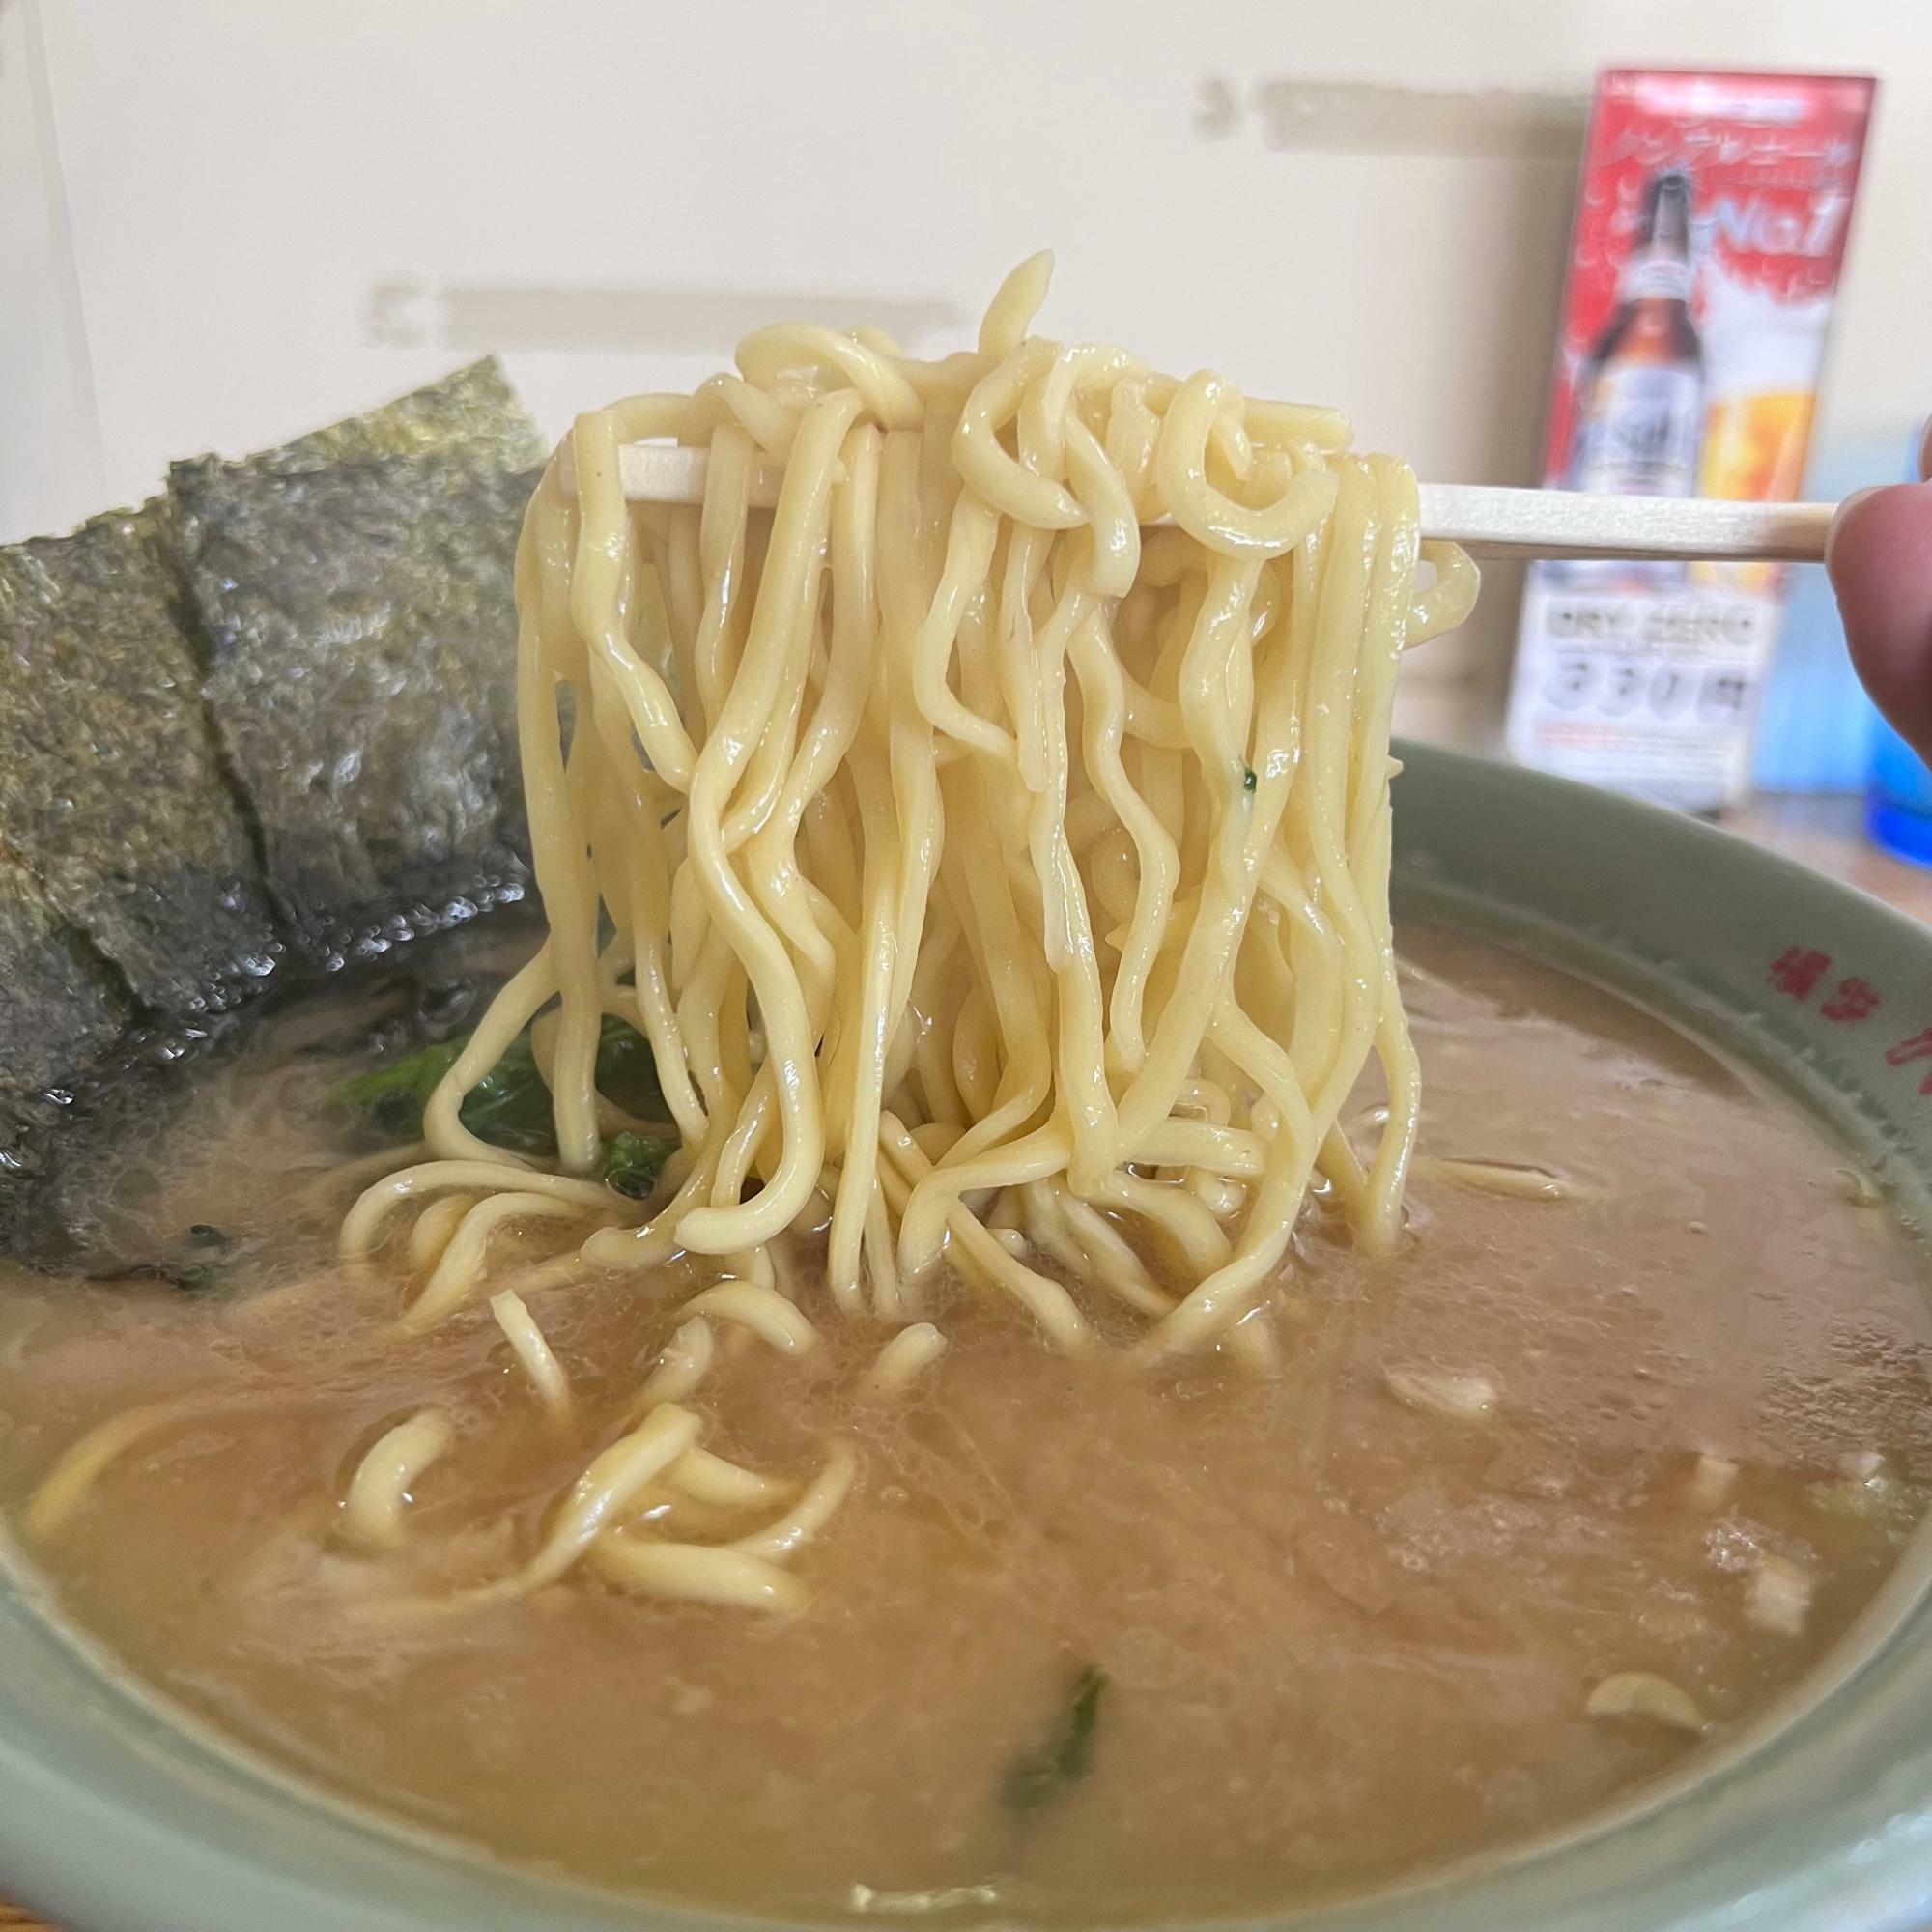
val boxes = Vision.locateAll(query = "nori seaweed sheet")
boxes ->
[0,505,279,1014]
[0,850,130,1177]
[0,356,543,1222]
[171,448,537,962]
[254,358,548,476]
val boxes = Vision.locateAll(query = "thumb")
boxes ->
[1827,422,1932,763]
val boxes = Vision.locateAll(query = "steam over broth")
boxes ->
[1,921,1928,1925]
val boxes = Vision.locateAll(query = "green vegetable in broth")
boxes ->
[589,1014,667,1122]
[338,1037,466,1140]
[340,1013,668,1171]
[425,1027,554,1156]
[1002,1664,1108,1816]
[598,1131,678,1200]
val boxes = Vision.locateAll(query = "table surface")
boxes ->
[1,788,1926,1932]
[1728,789,1932,922]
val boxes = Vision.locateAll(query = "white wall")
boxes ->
[6,0,1930,732]
[0,0,102,540]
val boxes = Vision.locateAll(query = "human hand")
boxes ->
[1827,420,1932,763]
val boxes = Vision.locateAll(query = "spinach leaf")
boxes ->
[1002,1665,1108,1815]
[338,1011,668,1166]
[594,1012,668,1122]
[598,1130,678,1200]
[452,1028,556,1155]
[337,1037,464,1138]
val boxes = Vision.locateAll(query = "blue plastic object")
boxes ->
[1858,420,1932,867]
[1867,714,1932,868]
[1751,428,1913,793]
[1752,559,1879,791]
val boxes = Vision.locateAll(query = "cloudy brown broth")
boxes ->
[0,922,1927,1925]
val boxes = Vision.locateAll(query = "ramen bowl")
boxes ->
[2,740,1930,1932]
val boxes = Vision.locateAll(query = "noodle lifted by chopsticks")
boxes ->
[348,253,1477,1364]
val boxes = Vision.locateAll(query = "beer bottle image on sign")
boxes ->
[1567,170,1704,514]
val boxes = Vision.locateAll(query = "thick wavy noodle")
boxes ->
[330,254,1478,1607]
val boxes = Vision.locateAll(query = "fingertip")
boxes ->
[1824,485,1881,575]
[1828,479,1932,761]
[1828,480,1932,598]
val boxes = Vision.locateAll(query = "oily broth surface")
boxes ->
[0,923,1929,1924]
